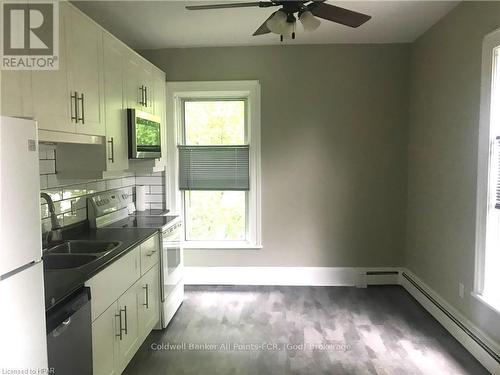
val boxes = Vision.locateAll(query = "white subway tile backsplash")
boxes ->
[106,178,122,190]
[63,208,87,227]
[150,203,164,210]
[38,144,166,230]
[149,185,164,195]
[40,204,49,219]
[122,176,135,187]
[39,159,56,175]
[136,176,162,186]
[145,194,164,203]
[55,199,72,215]
[74,196,87,210]
[63,184,87,199]
[87,181,106,194]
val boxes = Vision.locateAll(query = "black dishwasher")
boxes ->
[46,287,92,375]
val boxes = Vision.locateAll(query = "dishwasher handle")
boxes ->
[51,317,72,338]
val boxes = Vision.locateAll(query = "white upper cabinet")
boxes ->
[31,2,105,136]
[125,53,154,114]
[0,70,33,118]
[103,34,129,171]
[65,5,105,136]
[32,2,74,133]
[1,1,167,173]
[153,70,166,119]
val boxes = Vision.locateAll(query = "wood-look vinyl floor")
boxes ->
[124,285,489,375]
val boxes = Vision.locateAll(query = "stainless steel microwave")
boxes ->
[127,109,162,159]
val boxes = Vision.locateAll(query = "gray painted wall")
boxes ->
[140,44,410,268]
[407,2,500,344]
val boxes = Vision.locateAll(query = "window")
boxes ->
[166,81,261,249]
[475,30,500,312]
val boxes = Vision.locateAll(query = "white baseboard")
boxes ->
[400,269,500,375]
[184,265,500,373]
[184,266,401,287]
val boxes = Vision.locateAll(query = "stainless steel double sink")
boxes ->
[43,241,122,270]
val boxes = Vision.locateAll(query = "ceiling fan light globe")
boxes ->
[281,21,295,37]
[299,10,321,31]
[266,10,288,34]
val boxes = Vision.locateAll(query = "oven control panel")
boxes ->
[87,190,129,228]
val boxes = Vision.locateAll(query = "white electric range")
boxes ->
[87,189,184,329]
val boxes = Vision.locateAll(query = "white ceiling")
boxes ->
[72,1,459,49]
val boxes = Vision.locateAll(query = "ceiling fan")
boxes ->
[185,1,371,41]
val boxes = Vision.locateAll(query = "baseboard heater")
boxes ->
[402,272,500,364]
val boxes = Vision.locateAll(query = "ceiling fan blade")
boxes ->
[307,2,371,28]
[186,2,275,11]
[253,12,277,36]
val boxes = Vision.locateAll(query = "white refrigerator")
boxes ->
[0,117,48,371]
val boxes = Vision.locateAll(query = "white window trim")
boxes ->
[474,28,500,312]
[166,81,262,250]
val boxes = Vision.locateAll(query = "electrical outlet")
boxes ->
[459,282,465,299]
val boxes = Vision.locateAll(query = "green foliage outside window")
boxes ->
[137,120,160,146]
[185,101,245,145]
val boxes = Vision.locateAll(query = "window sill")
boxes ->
[471,292,500,316]
[183,242,263,251]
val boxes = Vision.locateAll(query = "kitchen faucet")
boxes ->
[40,192,63,246]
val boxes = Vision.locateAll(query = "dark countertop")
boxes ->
[43,225,157,312]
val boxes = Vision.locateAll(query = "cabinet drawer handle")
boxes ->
[70,92,78,122]
[143,284,149,309]
[146,250,156,257]
[115,311,123,340]
[108,137,115,162]
[77,93,85,124]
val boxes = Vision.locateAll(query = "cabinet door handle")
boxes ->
[108,137,114,162]
[139,85,145,106]
[144,86,148,107]
[123,305,128,334]
[143,284,149,309]
[70,92,78,122]
[115,311,123,340]
[77,93,85,124]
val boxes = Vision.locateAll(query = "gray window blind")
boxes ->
[178,145,250,191]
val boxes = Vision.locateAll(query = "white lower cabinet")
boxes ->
[92,302,120,375]
[117,285,140,372]
[88,234,160,375]
[138,266,160,342]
